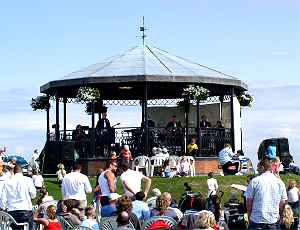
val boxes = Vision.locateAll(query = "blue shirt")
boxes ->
[101,204,117,217]
[132,200,150,221]
[245,171,287,224]
[218,147,235,165]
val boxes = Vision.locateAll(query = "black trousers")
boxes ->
[8,210,33,230]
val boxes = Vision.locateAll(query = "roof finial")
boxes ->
[139,16,147,46]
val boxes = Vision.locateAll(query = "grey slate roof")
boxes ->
[63,45,238,81]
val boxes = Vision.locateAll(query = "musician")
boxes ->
[200,115,211,128]
[166,115,182,130]
[96,112,111,131]
[96,112,113,156]
[166,115,183,150]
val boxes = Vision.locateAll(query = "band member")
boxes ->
[166,115,183,151]
[200,115,211,128]
[96,112,111,132]
[96,111,113,156]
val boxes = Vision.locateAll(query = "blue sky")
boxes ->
[0,1,299,163]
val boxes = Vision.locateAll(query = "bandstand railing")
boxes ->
[49,127,232,159]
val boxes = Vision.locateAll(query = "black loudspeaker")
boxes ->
[61,142,75,160]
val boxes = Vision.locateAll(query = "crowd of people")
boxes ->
[0,146,299,230]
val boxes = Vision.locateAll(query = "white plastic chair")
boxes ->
[186,156,196,176]
[168,155,179,169]
[150,156,165,177]
[133,156,150,176]
[0,211,29,230]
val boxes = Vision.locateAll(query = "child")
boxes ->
[207,172,218,197]
[287,180,300,219]
[56,163,66,185]
[161,159,172,178]
[280,204,294,230]
[32,169,44,191]
[34,205,62,230]
[271,157,283,177]
[187,137,198,156]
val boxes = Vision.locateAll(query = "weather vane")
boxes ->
[139,16,147,45]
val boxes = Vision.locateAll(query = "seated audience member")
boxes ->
[132,192,150,221]
[161,159,173,178]
[151,192,183,221]
[116,211,131,230]
[80,206,99,230]
[111,151,118,160]
[32,169,44,191]
[119,145,133,164]
[200,115,211,128]
[146,188,162,209]
[194,210,216,230]
[58,199,82,226]
[187,137,198,156]
[116,195,141,230]
[101,193,121,217]
[177,156,190,176]
[33,205,62,230]
[218,144,239,175]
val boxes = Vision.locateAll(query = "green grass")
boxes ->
[41,174,300,206]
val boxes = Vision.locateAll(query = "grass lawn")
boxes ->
[42,174,300,206]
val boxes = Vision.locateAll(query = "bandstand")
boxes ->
[39,44,248,175]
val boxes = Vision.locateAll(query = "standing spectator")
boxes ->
[61,164,92,209]
[32,169,44,191]
[271,157,283,177]
[36,188,56,218]
[33,205,62,230]
[119,162,151,198]
[0,159,7,210]
[207,172,218,197]
[98,160,118,200]
[119,145,133,165]
[56,163,66,185]
[132,192,150,221]
[287,179,300,224]
[3,165,36,229]
[245,158,287,229]
[80,206,99,230]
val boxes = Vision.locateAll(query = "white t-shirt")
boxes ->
[120,169,144,197]
[61,171,92,201]
[32,175,44,188]
[288,187,299,203]
[207,178,218,196]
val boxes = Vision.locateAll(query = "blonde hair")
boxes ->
[46,205,57,220]
[288,180,297,190]
[156,193,172,213]
[281,204,294,229]
[195,211,216,228]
